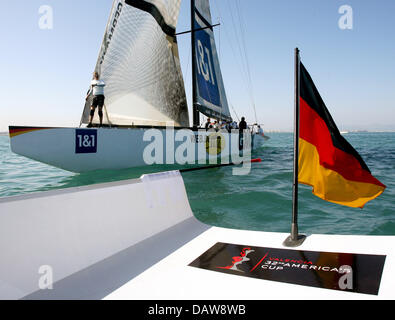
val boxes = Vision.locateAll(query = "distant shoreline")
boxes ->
[0,132,9,136]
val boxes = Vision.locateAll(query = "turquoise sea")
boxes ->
[1,132,394,235]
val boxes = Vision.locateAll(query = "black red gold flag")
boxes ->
[298,63,386,208]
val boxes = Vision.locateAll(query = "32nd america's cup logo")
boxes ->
[216,247,254,273]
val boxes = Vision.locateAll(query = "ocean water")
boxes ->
[0,132,394,235]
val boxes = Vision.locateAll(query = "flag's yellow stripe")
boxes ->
[298,138,385,208]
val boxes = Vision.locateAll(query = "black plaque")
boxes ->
[189,242,386,295]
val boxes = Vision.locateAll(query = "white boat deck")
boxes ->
[0,170,393,300]
[104,225,395,300]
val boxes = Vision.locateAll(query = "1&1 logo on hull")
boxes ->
[75,129,97,154]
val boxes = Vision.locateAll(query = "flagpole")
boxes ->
[283,48,306,247]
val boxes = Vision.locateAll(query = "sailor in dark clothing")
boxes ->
[238,117,248,150]
[239,117,247,131]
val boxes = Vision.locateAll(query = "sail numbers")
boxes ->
[194,23,221,106]
[196,39,215,85]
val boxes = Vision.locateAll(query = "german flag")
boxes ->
[298,62,386,208]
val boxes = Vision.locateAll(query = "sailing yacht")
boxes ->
[9,0,265,173]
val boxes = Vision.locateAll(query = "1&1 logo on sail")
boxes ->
[194,21,220,107]
[75,129,97,154]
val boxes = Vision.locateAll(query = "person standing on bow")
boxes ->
[86,72,106,127]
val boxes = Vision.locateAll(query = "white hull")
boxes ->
[0,170,393,300]
[9,126,265,173]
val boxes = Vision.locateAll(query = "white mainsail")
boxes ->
[81,0,189,127]
[193,0,232,122]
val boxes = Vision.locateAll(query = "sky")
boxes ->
[0,0,394,132]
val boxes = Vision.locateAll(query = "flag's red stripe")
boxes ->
[300,97,385,187]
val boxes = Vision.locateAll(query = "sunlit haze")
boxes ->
[1,0,394,132]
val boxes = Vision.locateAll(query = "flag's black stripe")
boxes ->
[300,62,371,173]
[125,0,176,37]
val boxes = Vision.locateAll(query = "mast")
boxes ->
[191,0,200,128]
[283,48,306,247]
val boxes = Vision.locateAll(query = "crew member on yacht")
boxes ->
[204,118,213,130]
[239,117,247,131]
[238,117,248,150]
[86,72,106,127]
[231,121,238,129]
